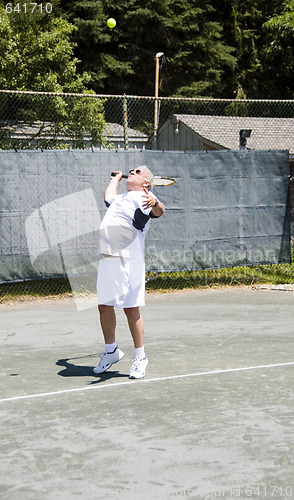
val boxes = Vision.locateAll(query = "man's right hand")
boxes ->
[111,171,123,181]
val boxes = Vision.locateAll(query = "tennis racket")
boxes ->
[111,172,175,186]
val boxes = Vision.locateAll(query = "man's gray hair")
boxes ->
[140,165,154,190]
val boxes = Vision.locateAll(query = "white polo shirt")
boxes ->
[98,190,157,260]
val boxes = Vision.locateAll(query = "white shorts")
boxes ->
[97,256,145,308]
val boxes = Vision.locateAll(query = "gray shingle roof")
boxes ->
[104,123,148,139]
[174,114,294,154]
[0,121,148,142]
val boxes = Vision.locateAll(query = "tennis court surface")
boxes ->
[1,287,294,499]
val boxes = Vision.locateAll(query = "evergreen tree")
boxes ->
[211,0,294,98]
[60,0,237,97]
[211,0,264,97]
[260,0,294,98]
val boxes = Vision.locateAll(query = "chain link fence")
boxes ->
[0,90,293,151]
[0,90,293,301]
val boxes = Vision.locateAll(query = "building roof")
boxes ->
[0,121,148,144]
[173,114,294,154]
[104,123,148,141]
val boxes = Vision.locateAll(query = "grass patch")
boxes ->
[0,263,293,303]
[0,277,73,304]
[145,263,294,291]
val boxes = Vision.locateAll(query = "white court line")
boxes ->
[1,361,294,404]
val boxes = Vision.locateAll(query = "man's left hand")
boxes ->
[142,188,157,209]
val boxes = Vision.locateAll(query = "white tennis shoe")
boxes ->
[93,347,124,374]
[129,357,148,379]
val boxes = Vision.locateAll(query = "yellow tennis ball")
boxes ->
[107,18,116,29]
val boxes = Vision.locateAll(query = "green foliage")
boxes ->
[0,1,108,149]
[211,0,294,98]
[0,92,109,149]
[0,1,88,91]
[61,95,108,148]
[59,0,294,98]
[60,0,237,97]
[0,0,293,100]
[260,0,294,98]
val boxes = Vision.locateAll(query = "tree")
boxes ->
[0,1,108,148]
[60,0,237,97]
[58,0,132,93]
[211,0,264,97]
[211,0,294,98]
[260,0,294,98]
[0,0,89,91]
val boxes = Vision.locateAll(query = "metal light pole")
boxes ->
[154,52,164,138]
[123,94,129,150]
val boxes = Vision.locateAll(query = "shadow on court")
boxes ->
[1,287,294,500]
[56,358,129,383]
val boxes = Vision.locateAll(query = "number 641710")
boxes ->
[5,3,53,14]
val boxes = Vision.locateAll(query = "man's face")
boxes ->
[126,168,150,191]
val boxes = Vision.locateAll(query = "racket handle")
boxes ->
[111,172,128,179]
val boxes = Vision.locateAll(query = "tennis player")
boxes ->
[93,166,165,379]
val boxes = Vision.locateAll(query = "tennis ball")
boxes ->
[107,18,116,29]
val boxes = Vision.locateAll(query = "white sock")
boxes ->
[134,347,145,359]
[105,342,117,353]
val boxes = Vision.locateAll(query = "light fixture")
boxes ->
[239,129,251,149]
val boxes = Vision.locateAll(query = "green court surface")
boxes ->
[1,287,294,499]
